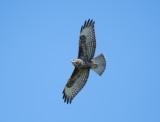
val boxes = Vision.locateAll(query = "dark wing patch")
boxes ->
[78,35,86,58]
[62,68,90,104]
[66,68,79,87]
[78,19,96,60]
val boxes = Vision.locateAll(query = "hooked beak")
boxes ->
[70,60,73,62]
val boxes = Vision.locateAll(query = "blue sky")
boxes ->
[0,0,160,122]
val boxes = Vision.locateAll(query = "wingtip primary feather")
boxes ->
[80,19,95,32]
[84,21,87,27]
[62,89,73,104]
[67,98,69,104]
[64,96,66,102]
[89,19,93,25]
[86,19,90,26]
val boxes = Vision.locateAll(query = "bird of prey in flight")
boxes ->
[62,19,106,104]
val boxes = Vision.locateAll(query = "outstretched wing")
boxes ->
[62,68,90,104]
[78,19,96,60]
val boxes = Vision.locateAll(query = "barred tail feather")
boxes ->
[91,54,106,76]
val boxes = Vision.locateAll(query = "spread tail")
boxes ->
[91,54,106,76]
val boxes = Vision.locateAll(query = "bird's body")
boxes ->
[62,19,106,104]
[71,59,98,69]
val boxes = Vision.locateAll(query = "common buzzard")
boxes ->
[62,19,106,104]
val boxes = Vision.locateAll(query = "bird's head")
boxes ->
[71,59,83,67]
